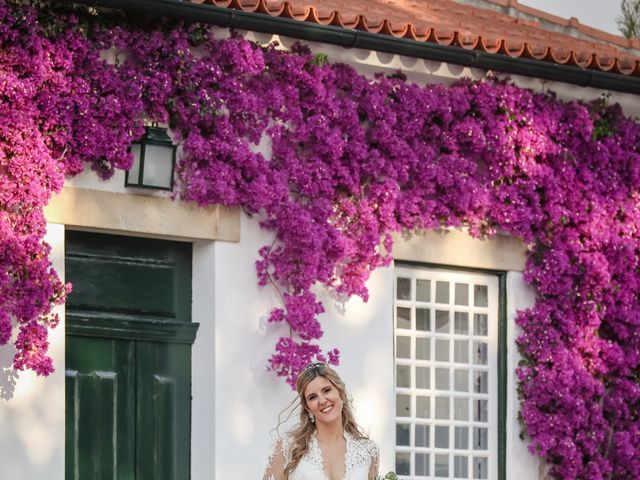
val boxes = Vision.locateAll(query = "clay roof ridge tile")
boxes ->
[233,0,260,11]
[257,0,285,16]
[308,5,336,25]
[381,18,410,38]
[357,13,384,33]
[333,10,360,29]
[522,42,549,61]
[209,0,233,7]
[406,22,432,42]
[479,34,504,54]
[568,49,595,69]
[594,52,617,72]
[283,1,311,21]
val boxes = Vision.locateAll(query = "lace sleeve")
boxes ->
[263,439,288,480]
[368,440,380,480]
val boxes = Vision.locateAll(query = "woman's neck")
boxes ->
[315,420,344,444]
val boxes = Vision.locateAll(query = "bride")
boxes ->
[263,362,379,480]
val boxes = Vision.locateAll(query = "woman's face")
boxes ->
[303,375,344,425]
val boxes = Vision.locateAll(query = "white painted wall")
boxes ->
[212,212,396,477]
[0,223,65,480]
[506,272,542,480]
[210,214,541,478]
[191,241,217,480]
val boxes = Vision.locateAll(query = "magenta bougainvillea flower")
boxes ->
[1,1,640,477]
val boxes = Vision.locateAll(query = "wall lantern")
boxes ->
[125,125,176,191]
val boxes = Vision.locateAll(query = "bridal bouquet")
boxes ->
[377,473,398,480]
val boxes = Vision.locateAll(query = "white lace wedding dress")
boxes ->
[263,431,379,480]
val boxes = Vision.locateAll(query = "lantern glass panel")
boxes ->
[128,143,142,185]
[141,143,174,189]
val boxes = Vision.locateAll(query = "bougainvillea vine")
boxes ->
[1,1,640,477]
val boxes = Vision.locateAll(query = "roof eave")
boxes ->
[72,0,640,95]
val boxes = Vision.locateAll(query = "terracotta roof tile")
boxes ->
[193,0,640,78]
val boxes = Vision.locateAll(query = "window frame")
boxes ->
[393,261,507,480]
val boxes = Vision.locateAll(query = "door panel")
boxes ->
[65,231,192,321]
[136,342,191,480]
[65,336,135,480]
[66,256,178,317]
[65,231,195,480]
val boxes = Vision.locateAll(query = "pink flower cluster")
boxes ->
[2,2,640,475]
[0,1,144,374]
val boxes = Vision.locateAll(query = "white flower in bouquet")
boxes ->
[377,472,398,480]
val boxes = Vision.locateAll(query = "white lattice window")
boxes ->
[394,266,499,479]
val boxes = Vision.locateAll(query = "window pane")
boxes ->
[435,368,449,390]
[436,310,450,333]
[473,428,488,450]
[396,336,410,359]
[416,279,431,302]
[454,312,469,334]
[474,313,488,336]
[397,307,411,329]
[394,269,496,480]
[455,283,469,305]
[454,456,469,478]
[416,396,430,418]
[455,427,469,449]
[474,285,488,307]
[396,423,410,446]
[435,454,449,477]
[416,338,430,360]
[473,342,488,365]
[454,340,469,363]
[474,371,488,394]
[473,457,488,479]
[397,277,411,300]
[416,308,430,331]
[396,365,410,388]
[454,369,469,392]
[397,394,411,417]
[416,366,430,389]
[435,426,449,448]
[435,397,449,419]
[474,399,488,423]
[435,281,449,304]
[454,397,469,421]
[416,453,430,476]
[435,339,449,362]
[415,424,429,447]
[396,452,410,475]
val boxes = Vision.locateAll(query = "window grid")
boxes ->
[394,267,498,480]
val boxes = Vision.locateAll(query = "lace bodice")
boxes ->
[263,431,379,480]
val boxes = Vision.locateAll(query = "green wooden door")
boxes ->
[65,231,197,480]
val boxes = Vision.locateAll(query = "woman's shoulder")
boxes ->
[269,432,295,454]
[277,432,296,451]
[349,434,379,457]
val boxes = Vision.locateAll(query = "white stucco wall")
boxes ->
[210,213,541,479]
[212,212,396,477]
[506,272,541,480]
[0,223,65,480]
[191,240,217,480]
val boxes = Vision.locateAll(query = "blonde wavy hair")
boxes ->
[280,363,368,476]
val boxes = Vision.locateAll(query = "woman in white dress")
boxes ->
[263,362,379,480]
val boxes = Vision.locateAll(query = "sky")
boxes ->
[519,0,622,36]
